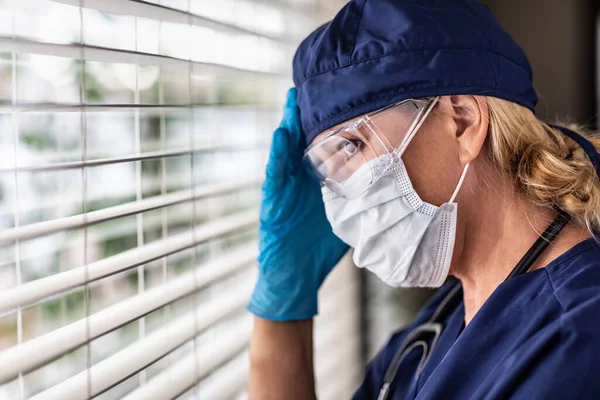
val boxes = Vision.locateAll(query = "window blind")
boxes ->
[0,0,362,399]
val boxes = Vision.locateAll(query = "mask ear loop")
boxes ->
[449,163,470,203]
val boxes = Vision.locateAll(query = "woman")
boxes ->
[247,0,600,398]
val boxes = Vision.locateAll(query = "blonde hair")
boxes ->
[482,96,600,235]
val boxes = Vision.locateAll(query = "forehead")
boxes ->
[309,102,411,146]
[309,113,367,145]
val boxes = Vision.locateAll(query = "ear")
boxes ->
[450,95,489,166]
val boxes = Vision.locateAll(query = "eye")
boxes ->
[339,139,361,158]
[343,141,358,155]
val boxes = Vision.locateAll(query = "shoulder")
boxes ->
[506,241,600,398]
[539,239,600,371]
[544,239,600,330]
[474,241,600,399]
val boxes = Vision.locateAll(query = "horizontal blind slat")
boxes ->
[315,332,361,381]
[0,36,284,76]
[0,210,258,313]
[0,179,260,243]
[318,281,359,317]
[315,308,360,353]
[121,320,251,400]
[28,279,255,400]
[195,352,249,399]
[0,190,251,270]
[251,0,318,15]
[0,144,265,173]
[317,347,363,400]
[0,103,278,113]
[49,0,296,43]
[0,244,257,383]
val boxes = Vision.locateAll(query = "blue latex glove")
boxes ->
[247,88,349,321]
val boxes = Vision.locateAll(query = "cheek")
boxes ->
[401,124,463,206]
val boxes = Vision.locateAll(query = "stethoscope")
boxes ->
[377,212,571,400]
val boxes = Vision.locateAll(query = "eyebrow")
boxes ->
[313,116,364,144]
[312,125,341,145]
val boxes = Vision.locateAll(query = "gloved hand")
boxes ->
[247,88,349,321]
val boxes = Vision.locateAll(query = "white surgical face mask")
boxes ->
[322,158,469,287]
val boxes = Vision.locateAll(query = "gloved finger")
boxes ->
[286,113,305,155]
[281,88,297,128]
[287,122,306,174]
[285,87,297,108]
[264,127,291,191]
[282,88,298,120]
[282,89,305,155]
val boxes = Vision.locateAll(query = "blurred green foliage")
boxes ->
[21,131,56,150]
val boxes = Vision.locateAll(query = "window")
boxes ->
[0,0,362,399]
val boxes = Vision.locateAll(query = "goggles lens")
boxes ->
[303,98,438,198]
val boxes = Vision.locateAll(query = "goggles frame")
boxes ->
[303,97,439,198]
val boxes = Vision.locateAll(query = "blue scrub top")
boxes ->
[353,238,600,399]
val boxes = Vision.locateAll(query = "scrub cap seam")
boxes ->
[303,85,530,139]
[463,0,500,88]
[297,46,530,86]
[349,0,368,62]
[484,51,499,89]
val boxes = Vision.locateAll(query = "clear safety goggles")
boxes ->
[303,97,439,199]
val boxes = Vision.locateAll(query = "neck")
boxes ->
[450,170,591,325]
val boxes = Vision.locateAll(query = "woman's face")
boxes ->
[311,96,477,206]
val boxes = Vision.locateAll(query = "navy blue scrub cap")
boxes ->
[293,0,538,144]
